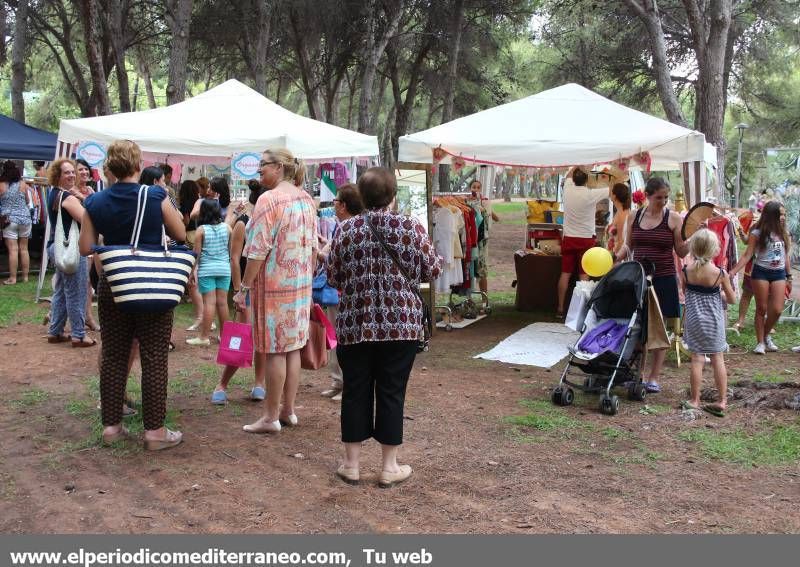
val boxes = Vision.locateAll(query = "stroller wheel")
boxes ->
[600,394,620,416]
[551,387,564,406]
[562,387,575,406]
[628,383,647,402]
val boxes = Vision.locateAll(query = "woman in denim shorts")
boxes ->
[730,201,792,354]
[0,161,33,285]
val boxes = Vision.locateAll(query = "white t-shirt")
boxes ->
[563,179,608,238]
[750,228,786,271]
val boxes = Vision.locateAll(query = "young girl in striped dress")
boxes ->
[681,229,736,416]
[187,199,232,346]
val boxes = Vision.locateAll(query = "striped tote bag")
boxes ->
[95,185,196,313]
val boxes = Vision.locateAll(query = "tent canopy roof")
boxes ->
[398,83,707,170]
[0,114,58,161]
[58,80,379,160]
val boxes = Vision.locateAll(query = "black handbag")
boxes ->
[366,215,432,352]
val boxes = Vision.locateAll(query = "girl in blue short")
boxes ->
[730,201,792,355]
[187,199,232,346]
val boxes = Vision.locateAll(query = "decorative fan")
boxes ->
[681,201,716,240]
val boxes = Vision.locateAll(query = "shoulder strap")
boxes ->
[365,214,422,301]
[712,267,724,287]
[130,185,148,248]
[633,206,644,227]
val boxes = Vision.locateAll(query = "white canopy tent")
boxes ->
[399,83,708,172]
[57,79,379,160]
[39,80,379,301]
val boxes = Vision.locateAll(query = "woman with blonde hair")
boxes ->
[234,148,317,434]
[79,140,187,450]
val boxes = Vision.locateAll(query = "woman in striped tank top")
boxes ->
[618,177,689,392]
[186,199,232,346]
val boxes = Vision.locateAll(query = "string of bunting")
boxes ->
[430,146,652,178]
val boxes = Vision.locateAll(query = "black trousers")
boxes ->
[338,340,417,446]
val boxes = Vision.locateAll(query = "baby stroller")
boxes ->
[551,261,648,415]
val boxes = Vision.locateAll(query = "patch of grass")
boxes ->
[493,201,528,226]
[487,291,517,306]
[638,404,670,415]
[680,423,800,467]
[61,376,182,454]
[11,388,50,408]
[0,279,51,327]
[505,399,587,437]
[0,473,16,500]
[601,426,632,440]
[751,372,791,384]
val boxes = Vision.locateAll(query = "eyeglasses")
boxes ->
[259,160,278,168]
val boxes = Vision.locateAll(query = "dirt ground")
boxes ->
[1,201,799,534]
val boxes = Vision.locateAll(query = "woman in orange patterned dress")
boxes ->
[234,148,318,434]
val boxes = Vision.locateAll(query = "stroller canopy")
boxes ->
[588,261,647,319]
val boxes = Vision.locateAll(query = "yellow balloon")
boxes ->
[581,246,614,278]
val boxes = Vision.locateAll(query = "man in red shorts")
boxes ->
[557,167,611,318]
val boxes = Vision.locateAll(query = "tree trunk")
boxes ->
[288,7,322,119]
[238,0,271,94]
[79,0,111,115]
[166,0,192,105]
[623,0,688,127]
[11,0,29,123]
[103,0,131,112]
[389,29,434,162]
[137,48,157,109]
[357,0,403,133]
[0,3,6,66]
[438,0,466,192]
[687,0,732,198]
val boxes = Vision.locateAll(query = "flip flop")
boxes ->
[71,337,97,348]
[3,280,16,285]
[681,400,700,411]
[702,404,726,418]
[250,386,266,401]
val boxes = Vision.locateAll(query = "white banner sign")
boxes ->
[230,152,261,181]
[75,141,107,167]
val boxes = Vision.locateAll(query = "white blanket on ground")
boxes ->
[474,322,579,368]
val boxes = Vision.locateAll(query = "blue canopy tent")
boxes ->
[0,114,57,160]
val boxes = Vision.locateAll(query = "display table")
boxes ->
[514,251,577,312]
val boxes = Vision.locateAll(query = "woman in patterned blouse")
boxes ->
[327,167,441,488]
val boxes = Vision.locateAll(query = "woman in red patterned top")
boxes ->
[617,177,689,392]
[327,167,441,488]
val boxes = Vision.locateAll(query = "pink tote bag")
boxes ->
[216,321,254,368]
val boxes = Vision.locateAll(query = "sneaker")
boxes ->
[185,337,210,346]
[792,345,800,354]
[186,320,201,331]
[765,336,779,352]
[331,393,342,401]
[753,343,766,355]
[644,381,661,393]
